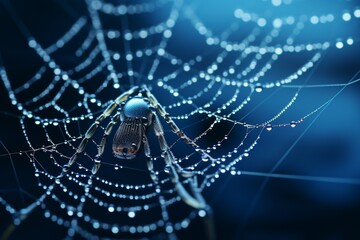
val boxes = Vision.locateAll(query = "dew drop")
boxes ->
[266,124,272,131]
[198,209,207,217]
[128,211,136,218]
[93,221,100,229]
[201,153,209,162]
[111,226,119,234]
[290,121,297,128]
[165,224,173,233]
[108,206,115,212]
[255,85,263,93]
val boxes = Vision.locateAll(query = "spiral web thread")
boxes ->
[0,0,359,239]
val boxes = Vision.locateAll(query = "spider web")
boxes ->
[1,0,360,239]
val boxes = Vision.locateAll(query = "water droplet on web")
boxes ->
[128,211,136,218]
[77,211,83,218]
[201,153,209,162]
[13,218,21,226]
[255,85,263,92]
[198,209,207,217]
[266,124,273,131]
[111,226,119,234]
[62,165,70,172]
[92,221,100,229]
[290,121,297,127]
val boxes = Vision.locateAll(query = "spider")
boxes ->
[64,85,213,211]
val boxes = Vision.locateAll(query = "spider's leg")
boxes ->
[152,113,194,178]
[152,114,216,240]
[143,134,157,184]
[92,112,121,174]
[143,134,177,239]
[144,86,214,162]
[152,113,206,210]
[190,177,216,240]
[64,86,139,173]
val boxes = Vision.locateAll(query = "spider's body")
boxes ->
[112,97,152,159]
[66,85,214,216]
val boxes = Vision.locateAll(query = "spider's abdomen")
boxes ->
[112,118,143,159]
[123,97,151,119]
